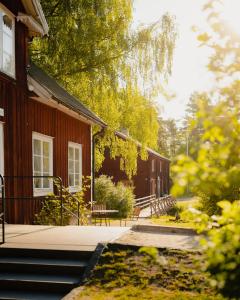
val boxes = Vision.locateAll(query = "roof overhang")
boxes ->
[20,0,48,36]
[27,75,107,127]
[116,131,171,162]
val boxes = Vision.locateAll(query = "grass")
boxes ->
[151,197,200,229]
[74,245,223,300]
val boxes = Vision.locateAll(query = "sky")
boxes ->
[133,0,239,122]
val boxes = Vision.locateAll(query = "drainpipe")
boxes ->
[92,128,105,206]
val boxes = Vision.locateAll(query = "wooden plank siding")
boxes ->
[0,1,92,224]
[97,148,170,199]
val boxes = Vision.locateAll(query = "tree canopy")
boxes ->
[31,0,177,178]
[172,0,240,214]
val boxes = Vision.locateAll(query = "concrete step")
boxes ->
[0,289,65,300]
[0,247,95,298]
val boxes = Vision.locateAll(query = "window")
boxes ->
[68,142,82,192]
[32,132,53,196]
[159,161,162,172]
[0,123,4,176]
[0,5,15,77]
[151,159,155,172]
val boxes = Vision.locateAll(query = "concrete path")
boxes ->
[115,228,199,250]
[1,224,130,251]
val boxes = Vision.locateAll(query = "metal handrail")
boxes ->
[0,174,5,244]
[134,194,156,208]
[3,175,64,226]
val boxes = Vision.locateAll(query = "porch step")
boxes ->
[0,247,94,300]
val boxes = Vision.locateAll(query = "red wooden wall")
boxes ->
[97,149,170,199]
[0,1,92,224]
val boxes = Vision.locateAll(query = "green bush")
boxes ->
[35,178,90,225]
[167,203,183,216]
[95,175,134,218]
[200,201,240,299]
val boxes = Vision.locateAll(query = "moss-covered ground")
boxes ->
[74,245,223,300]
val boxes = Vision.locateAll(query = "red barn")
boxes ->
[0,0,105,224]
[97,131,170,199]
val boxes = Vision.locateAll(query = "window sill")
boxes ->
[33,188,53,197]
[69,186,82,193]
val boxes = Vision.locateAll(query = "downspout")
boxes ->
[92,128,105,206]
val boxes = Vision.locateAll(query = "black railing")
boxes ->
[3,175,65,225]
[0,174,5,244]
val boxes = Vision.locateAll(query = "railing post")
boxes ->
[0,175,5,244]
[58,177,63,226]
[77,201,80,226]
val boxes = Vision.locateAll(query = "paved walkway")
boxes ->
[1,224,130,251]
[115,227,199,250]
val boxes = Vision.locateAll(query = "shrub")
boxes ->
[35,178,90,225]
[95,175,134,218]
[167,203,183,217]
[199,200,240,298]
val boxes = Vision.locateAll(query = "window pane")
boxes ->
[3,14,13,35]
[33,139,41,155]
[75,148,79,160]
[43,142,49,157]
[34,156,41,172]
[43,157,49,172]
[68,147,74,160]
[75,160,79,173]
[34,177,41,189]
[75,174,80,186]
[43,177,50,188]
[69,160,74,173]
[69,174,74,187]
[3,33,13,54]
[3,53,12,74]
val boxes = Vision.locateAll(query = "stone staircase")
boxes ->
[0,247,96,300]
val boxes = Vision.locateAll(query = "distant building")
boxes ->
[97,131,170,199]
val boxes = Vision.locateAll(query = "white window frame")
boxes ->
[0,122,4,177]
[68,142,82,193]
[0,4,15,78]
[32,132,53,197]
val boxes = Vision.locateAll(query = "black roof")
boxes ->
[28,63,107,127]
[116,131,170,162]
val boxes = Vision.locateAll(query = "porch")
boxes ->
[0,224,130,251]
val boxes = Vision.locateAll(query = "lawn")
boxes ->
[74,245,223,300]
[150,197,200,229]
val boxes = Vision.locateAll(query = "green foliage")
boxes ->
[30,0,177,178]
[35,179,90,225]
[172,96,240,215]
[199,201,240,299]
[138,246,159,263]
[95,175,134,217]
[158,118,184,159]
[167,203,184,217]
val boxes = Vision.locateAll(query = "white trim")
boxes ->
[28,75,95,126]
[90,126,93,206]
[0,122,4,177]
[68,141,82,193]
[17,13,44,36]
[0,4,16,78]
[32,132,53,196]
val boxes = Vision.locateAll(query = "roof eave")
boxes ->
[21,0,49,36]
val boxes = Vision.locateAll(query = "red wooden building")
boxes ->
[0,0,105,224]
[97,131,170,199]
